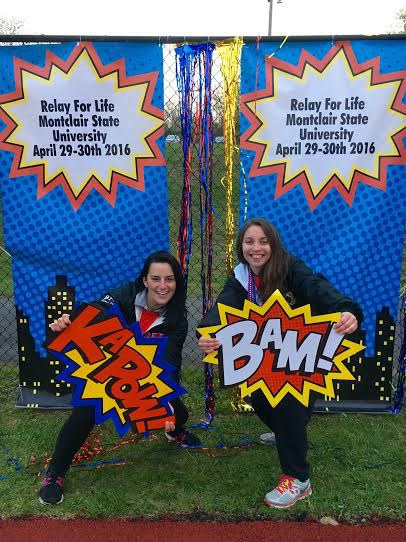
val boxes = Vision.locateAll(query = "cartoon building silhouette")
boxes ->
[44,275,76,397]
[322,307,394,406]
[16,275,75,405]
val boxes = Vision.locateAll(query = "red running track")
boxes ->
[0,518,404,542]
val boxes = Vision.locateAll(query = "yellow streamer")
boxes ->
[217,38,253,412]
[216,37,243,275]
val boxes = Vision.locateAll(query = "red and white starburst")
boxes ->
[241,41,405,210]
[0,42,165,210]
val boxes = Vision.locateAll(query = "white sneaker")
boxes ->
[259,432,276,445]
[264,475,312,508]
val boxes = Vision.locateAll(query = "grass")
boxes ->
[0,377,405,521]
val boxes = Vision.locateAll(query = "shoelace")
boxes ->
[175,430,188,443]
[276,476,295,495]
[42,474,64,488]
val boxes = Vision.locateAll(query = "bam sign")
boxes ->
[198,291,365,407]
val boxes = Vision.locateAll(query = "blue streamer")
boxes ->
[175,42,217,422]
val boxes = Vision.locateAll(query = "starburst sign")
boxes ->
[0,42,164,210]
[197,291,364,407]
[45,304,185,436]
[241,41,405,210]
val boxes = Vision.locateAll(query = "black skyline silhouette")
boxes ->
[16,276,395,405]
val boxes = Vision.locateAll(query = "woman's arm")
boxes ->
[197,275,247,353]
[49,282,136,332]
[288,256,363,329]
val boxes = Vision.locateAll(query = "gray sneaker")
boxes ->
[259,432,276,445]
[264,475,312,508]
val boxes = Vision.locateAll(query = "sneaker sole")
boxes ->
[164,432,201,449]
[263,487,312,509]
[259,438,275,445]
[38,494,64,506]
[164,432,186,446]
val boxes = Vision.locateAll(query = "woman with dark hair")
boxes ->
[39,251,200,506]
[198,219,362,509]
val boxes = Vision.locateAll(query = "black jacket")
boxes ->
[199,256,363,329]
[93,281,188,383]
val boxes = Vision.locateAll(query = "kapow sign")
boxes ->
[45,304,185,436]
[198,291,365,407]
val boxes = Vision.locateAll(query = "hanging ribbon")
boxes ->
[216,38,250,413]
[216,37,243,275]
[175,42,216,421]
[175,44,196,289]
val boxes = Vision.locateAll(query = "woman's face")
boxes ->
[242,225,271,274]
[143,262,177,310]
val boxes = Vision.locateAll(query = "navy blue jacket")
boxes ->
[199,256,363,329]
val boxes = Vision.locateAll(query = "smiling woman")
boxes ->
[241,224,272,275]
[198,217,363,509]
[143,262,177,310]
[38,250,201,506]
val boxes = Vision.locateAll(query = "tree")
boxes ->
[0,15,24,41]
[397,9,406,33]
[390,8,406,33]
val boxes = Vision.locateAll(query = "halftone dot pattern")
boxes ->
[0,42,168,355]
[241,40,406,356]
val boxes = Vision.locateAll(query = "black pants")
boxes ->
[250,390,314,481]
[50,398,188,476]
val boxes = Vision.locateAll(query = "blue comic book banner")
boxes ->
[0,42,168,406]
[240,39,406,408]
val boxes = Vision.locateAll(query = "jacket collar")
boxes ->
[134,289,165,331]
[234,263,263,306]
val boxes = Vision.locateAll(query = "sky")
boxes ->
[1,0,405,37]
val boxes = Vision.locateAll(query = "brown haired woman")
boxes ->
[39,251,201,505]
[198,218,362,508]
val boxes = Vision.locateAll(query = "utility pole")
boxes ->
[268,0,282,36]
[268,0,274,36]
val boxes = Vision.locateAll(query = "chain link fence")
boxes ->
[0,191,19,400]
[162,44,239,415]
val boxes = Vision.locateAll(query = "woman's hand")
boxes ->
[164,420,175,432]
[333,312,358,335]
[165,402,175,432]
[198,336,221,354]
[49,314,71,332]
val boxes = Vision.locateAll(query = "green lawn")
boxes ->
[0,383,404,521]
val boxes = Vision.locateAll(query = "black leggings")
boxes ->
[50,398,188,476]
[250,390,314,481]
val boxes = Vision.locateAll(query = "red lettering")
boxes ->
[89,345,152,384]
[127,385,168,421]
[48,305,124,363]
[99,329,133,354]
